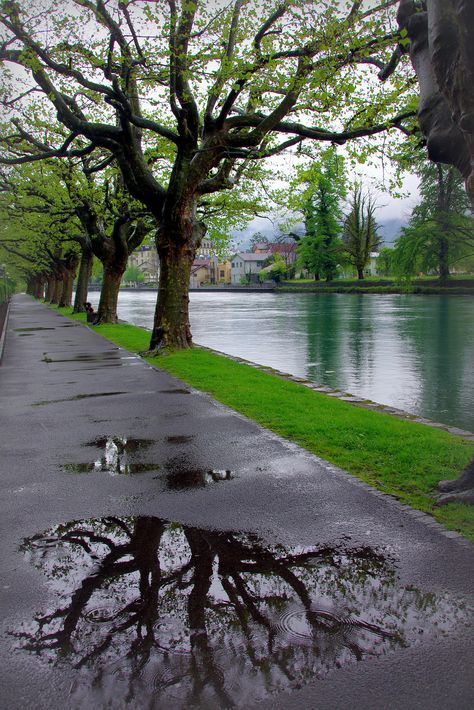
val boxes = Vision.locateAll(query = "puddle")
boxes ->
[157,454,235,490]
[161,467,234,489]
[84,436,154,452]
[166,435,195,444]
[15,327,55,332]
[64,436,157,475]
[13,517,471,709]
[43,353,120,363]
[33,392,127,406]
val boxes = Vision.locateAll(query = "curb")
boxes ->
[0,298,11,365]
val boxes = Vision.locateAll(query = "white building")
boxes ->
[230,252,268,284]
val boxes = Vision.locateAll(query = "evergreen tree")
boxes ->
[342,186,381,280]
[297,149,346,282]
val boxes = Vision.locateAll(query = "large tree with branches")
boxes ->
[0,0,415,350]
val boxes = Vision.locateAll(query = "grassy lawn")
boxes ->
[55,305,474,541]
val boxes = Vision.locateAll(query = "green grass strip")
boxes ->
[56,305,474,542]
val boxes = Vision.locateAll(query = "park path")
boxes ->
[0,294,473,710]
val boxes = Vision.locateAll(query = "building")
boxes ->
[367,252,380,276]
[230,252,268,284]
[127,245,160,283]
[196,238,213,257]
[217,261,231,284]
[190,256,218,287]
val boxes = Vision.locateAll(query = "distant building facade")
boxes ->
[230,252,268,284]
[217,261,231,284]
[127,245,160,283]
[190,256,218,287]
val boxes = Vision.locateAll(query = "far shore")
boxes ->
[86,277,474,295]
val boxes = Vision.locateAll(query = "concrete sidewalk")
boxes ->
[0,295,473,710]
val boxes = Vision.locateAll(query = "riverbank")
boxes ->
[54,303,474,541]
[278,277,474,295]
[88,276,474,296]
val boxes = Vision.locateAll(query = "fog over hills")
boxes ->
[378,217,406,246]
[231,214,407,252]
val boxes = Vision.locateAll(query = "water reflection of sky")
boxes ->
[86,291,474,431]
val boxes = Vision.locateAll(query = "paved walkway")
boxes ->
[0,295,473,710]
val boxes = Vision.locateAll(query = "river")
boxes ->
[86,290,474,432]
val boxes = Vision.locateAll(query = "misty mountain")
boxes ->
[378,217,406,246]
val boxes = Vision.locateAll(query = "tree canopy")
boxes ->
[0,0,416,348]
[393,161,474,282]
[294,147,347,281]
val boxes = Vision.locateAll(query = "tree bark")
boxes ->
[96,264,125,324]
[73,247,93,313]
[357,266,365,280]
[50,276,62,305]
[61,269,75,308]
[45,276,55,301]
[437,457,474,505]
[149,240,195,351]
[34,277,44,299]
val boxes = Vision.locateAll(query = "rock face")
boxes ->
[397,0,474,199]
[397,0,474,503]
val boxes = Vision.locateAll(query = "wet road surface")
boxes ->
[0,295,473,710]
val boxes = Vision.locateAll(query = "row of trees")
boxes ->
[294,150,381,282]
[287,148,474,284]
[0,0,418,348]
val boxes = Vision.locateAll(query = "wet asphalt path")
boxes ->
[0,295,473,710]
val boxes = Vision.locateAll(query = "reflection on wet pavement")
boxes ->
[62,438,234,488]
[33,392,127,406]
[159,454,235,490]
[15,327,55,332]
[64,437,157,475]
[162,467,234,489]
[166,435,195,444]
[14,517,471,709]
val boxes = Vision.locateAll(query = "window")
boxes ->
[220,270,225,278]
[231,262,235,268]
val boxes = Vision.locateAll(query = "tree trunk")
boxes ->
[61,268,75,307]
[45,276,55,301]
[314,272,320,281]
[50,276,62,305]
[57,265,69,307]
[34,278,44,299]
[73,247,93,313]
[149,241,194,351]
[438,236,450,285]
[357,266,364,280]
[96,264,124,324]
[437,456,474,505]
[26,277,35,296]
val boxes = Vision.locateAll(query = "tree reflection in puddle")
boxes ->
[15,517,471,709]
